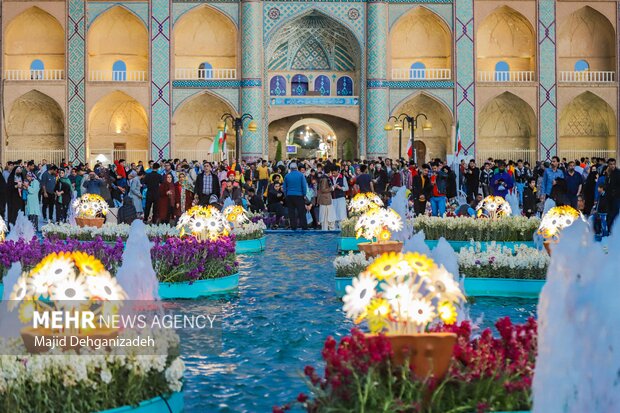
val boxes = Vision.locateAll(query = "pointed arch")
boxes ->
[476,6,536,74]
[478,92,537,157]
[6,90,64,150]
[558,6,616,73]
[314,75,331,96]
[87,6,148,80]
[4,7,65,76]
[173,5,238,78]
[389,7,452,79]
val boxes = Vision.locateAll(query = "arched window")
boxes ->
[270,75,287,96]
[494,61,510,82]
[410,62,426,80]
[574,60,589,72]
[199,62,213,79]
[336,76,353,96]
[30,59,45,80]
[291,74,309,96]
[314,75,330,96]
[112,60,127,81]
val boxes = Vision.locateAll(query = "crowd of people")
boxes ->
[0,154,618,236]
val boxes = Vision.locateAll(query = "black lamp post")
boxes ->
[218,113,257,161]
[384,113,432,164]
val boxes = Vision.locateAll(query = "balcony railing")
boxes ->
[89,71,147,82]
[175,68,237,80]
[90,149,149,165]
[3,149,65,165]
[4,69,65,81]
[391,68,451,80]
[558,149,616,161]
[478,71,536,83]
[477,149,537,165]
[270,96,359,106]
[172,150,234,162]
[559,71,615,83]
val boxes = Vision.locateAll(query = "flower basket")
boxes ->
[358,241,403,257]
[368,332,457,379]
[76,217,105,228]
[20,327,118,354]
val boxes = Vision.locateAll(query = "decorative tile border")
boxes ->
[87,2,149,27]
[68,0,86,163]
[173,80,241,88]
[368,80,454,88]
[538,0,557,160]
[454,0,475,156]
[150,0,172,161]
[269,96,359,105]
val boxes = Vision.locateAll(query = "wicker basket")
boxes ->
[358,241,403,258]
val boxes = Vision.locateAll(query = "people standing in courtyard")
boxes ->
[24,172,40,230]
[282,162,308,230]
[318,166,334,230]
[490,161,514,199]
[7,165,24,225]
[542,156,564,201]
[463,159,480,202]
[40,165,58,223]
[605,158,620,232]
[430,163,448,217]
[194,163,220,206]
[156,173,176,224]
[144,162,162,223]
[330,168,348,230]
[54,169,72,223]
[129,170,144,220]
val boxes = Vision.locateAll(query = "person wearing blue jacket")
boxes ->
[490,161,514,199]
[283,162,308,230]
[542,156,564,199]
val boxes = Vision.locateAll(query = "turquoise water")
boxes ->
[180,233,537,412]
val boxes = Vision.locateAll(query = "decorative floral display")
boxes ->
[223,205,249,225]
[177,206,230,241]
[354,208,402,241]
[343,252,464,334]
[72,193,109,218]
[414,216,539,242]
[348,193,384,215]
[476,195,512,219]
[232,220,267,241]
[537,205,581,242]
[458,243,549,279]
[42,223,179,242]
[275,318,536,413]
[333,252,374,278]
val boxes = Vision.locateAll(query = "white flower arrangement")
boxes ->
[72,194,109,218]
[348,193,384,215]
[458,243,549,279]
[223,205,249,226]
[42,223,179,241]
[333,252,374,278]
[355,208,403,241]
[343,252,464,333]
[414,215,540,242]
[233,220,267,241]
[476,195,512,219]
[537,205,581,242]
[177,206,231,241]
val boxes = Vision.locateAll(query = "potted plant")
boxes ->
[354,207,403,257]
[537,205,581,255]
[476,195,512,219]
[73,193,109,228]
[343,251,465,378]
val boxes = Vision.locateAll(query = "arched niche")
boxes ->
[88,91,148,151]
[6,90,64,150]
[88,7,148,79]
[4,7,65,73]
[476,6,536,74]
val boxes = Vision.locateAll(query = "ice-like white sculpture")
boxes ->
[115,220,160,300]
[431,237,459,279]
[390,186,411,242]
[403,229,432,256]
[533,219,619,412]
[6,212,36,242]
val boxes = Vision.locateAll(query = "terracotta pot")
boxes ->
[21,327,118,354]
[368,332,457,379]
[75,217,105,228]
[358,241,403,258]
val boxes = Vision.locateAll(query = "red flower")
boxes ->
[297,393,308,403]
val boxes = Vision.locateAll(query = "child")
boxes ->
[522,177,539,218]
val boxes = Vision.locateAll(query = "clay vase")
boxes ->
[358,241,403,258]
[368,332,457,379]
[75,217,105,228]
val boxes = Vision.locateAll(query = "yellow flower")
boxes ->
[228,213,238,223]
[30,252,64,276]
[366,297,391,333]
[18,300,36,323]
[72,252,104,276]
[403,252,435,275]
[367,253,402,280]
[438,301,457,325]
[378,228,391,241]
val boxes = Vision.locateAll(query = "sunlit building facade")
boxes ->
[1,0,618,164]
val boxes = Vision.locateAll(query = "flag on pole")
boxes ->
[455,121,463,156]
[221,125,228,159]
[406,140,413,159]
[209,130,222,154]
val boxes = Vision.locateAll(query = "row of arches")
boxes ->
[269,75,354,97]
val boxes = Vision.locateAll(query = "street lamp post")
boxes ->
[218,113,257,162]
[384,113,432,164]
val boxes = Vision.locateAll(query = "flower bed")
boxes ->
[414,216,539,242]
[333,252,373,277]
[275,318,536,413]
[42,223,179,242]
[233,220,267,242]
[459,244,549,280]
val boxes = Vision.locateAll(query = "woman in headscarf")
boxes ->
[6,165,24,225]
[156,173,177,224]
[177,171,194,213]
[24,172,41,230]
[128,170,144,219]
[583,166,598,215]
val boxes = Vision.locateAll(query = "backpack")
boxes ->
[117,198,137,224]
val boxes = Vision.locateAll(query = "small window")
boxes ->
[574,60,589,72]
[314,75,330,96]
[336,76,353,96]
[409,62,426,80]
[199,62,213,79]
[112,60,127,81]
[494,61,510,82]
[270,75,287,96]
[291,74,309,96]
[30,59,45,80]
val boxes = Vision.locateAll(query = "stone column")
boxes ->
[538,0,558,160]
[240,0,264,160]
[365,0,389,159]
[149,0,172,161]
[67,0,87,163]
[454,0,475,157]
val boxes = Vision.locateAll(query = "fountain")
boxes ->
[115,220,160,300]
[533,220,620,412]
[431,237,459,279]
[402,229,432,256]
[389,186,411,243]
[6,212,36,242]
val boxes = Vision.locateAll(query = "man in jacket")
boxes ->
[412,164,432,215]
[490,161,514,199]
[283,162,309,230]
[194,162,220,206]
[430,164,448,216]
[463,159,480,203]
[144,162,162,223]
[317,165,334,230]
[605,158,620,232]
